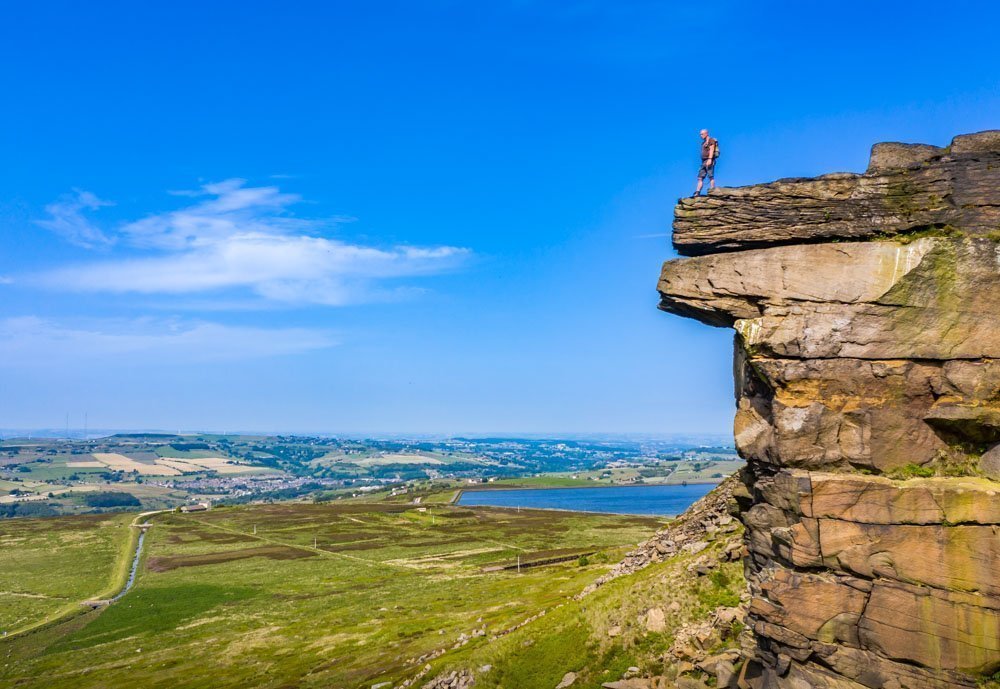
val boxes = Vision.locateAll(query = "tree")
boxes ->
[83,492,141,508]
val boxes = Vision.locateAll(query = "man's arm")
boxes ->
[708,140,717,162]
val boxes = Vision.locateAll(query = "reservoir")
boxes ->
[458,482,716,516]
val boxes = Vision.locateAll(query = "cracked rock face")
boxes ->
[658,131,1000,689]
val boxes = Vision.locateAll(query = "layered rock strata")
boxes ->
[673,131,1000,256]
[658,131,1000,689]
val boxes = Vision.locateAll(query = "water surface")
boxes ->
[458,483,716,516]
[113,529,146,601]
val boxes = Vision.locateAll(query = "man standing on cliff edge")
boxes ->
[694,129,718,197]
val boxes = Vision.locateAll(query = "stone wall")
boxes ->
[658,131,1000,689]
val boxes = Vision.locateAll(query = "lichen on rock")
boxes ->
[658,130,1000,689]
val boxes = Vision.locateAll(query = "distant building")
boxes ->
[180,502,210,512]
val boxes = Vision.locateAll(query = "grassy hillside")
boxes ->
[0,501,669,688]
[413,481,747,688]
[0,512,135,635]
[458,544,744,688]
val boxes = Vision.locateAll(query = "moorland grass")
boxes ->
[45,584,259,654]
[0,512,135,635]
[0,500,665,689]
[436,536,746,689]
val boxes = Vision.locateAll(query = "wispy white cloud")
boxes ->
[33,179,469,306]
[35,190,115,248]
[41,235,467,305]
[127,179,307,251]
[0,316,337,366]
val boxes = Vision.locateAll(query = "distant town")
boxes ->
[0,432,741,518]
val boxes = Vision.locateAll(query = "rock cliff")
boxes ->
[658,131,1000,689]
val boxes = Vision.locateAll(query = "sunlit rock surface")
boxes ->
[658,131,1000,689]
[672,131,1000,256]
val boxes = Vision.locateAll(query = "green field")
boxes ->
[0,501,667,688]
[0,513,136,634]
[8,462,108,482]
[153,447,225,459]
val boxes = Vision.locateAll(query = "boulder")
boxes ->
[645,607,666,633]
[951,130,1000,153]
[979,444,1000,480]
[714,660,738,688]
[555,671,577,688]
[867,142,942,171]
[674,678,708,689]
[602,680,652,689]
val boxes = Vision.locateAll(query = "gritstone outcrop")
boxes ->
[658,131,1000,689]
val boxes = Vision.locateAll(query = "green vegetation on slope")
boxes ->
[0,513,136,635]
[0,501,666,689]
[427,534,745,688]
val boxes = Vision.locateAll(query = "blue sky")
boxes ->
[2,1,998,434]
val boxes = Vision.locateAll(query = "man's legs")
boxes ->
[694,164,707,196]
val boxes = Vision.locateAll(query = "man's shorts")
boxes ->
[698,160,716,180]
